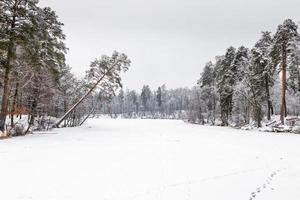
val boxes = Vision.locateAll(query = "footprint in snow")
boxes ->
[248,169,281,199]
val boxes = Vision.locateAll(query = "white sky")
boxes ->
[38,0,300,91]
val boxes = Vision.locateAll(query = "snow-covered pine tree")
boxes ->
[273,19,299,124]
[197,61,217,124]
[287,35,300,93]
[247,51,268,127]
[0,2,67,133]
[24,6,67,131]
[0,0,40,132]
[251,32,275,120]
[230,46,251,126]
[198,62,215,87]
[216,47,236,126]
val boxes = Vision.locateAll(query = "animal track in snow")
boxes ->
[248,169,282,200]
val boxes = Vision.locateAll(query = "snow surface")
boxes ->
[1,118,300,200]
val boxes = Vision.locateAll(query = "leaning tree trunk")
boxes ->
[280,46,287,124]
[53,65,117,128]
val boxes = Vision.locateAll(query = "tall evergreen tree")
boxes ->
[230,46,251,125]
[287,35,300,93]
[216,47,236,126]
[273,19,299,124]
[0,0,39,132]
[23,6,67,129]
[198,61,217,124]
[251,31,275,120]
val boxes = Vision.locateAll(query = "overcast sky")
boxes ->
[38,0,300,91]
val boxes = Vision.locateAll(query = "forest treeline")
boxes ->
[0,0,130,136]
[101,19,300,130]
[1,0,300,136]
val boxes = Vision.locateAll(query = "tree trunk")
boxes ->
[10,82,19,127]
[255,105,262,128]
[265,74,273,120]
[24,97,37,135]
[280,46,287,124]
[17,92,22,119]
[212,92,216,125]
[25,73,40,133]
[71,110,76,127]
[298,67,300,92]
[220,97,228,126]
[0,7,16,132]
[0,68,12,132]
[29,94,38,127]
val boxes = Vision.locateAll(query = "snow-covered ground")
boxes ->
[1,118,300,200]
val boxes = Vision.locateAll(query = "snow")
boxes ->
[1,118,300,200]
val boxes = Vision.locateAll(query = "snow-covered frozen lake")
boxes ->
[1,118,300,200]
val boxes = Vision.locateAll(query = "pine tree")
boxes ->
[231,46,251,126]
[24,7,67,130]
[251,31,275,121]
[198,61,217,124]
[273,19,299,124]
[0,0,39,132]
[287,35,300,93]
[198,62,215,87]
[216,47,236,126]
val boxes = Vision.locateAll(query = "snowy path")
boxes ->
[1,118,300,200]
